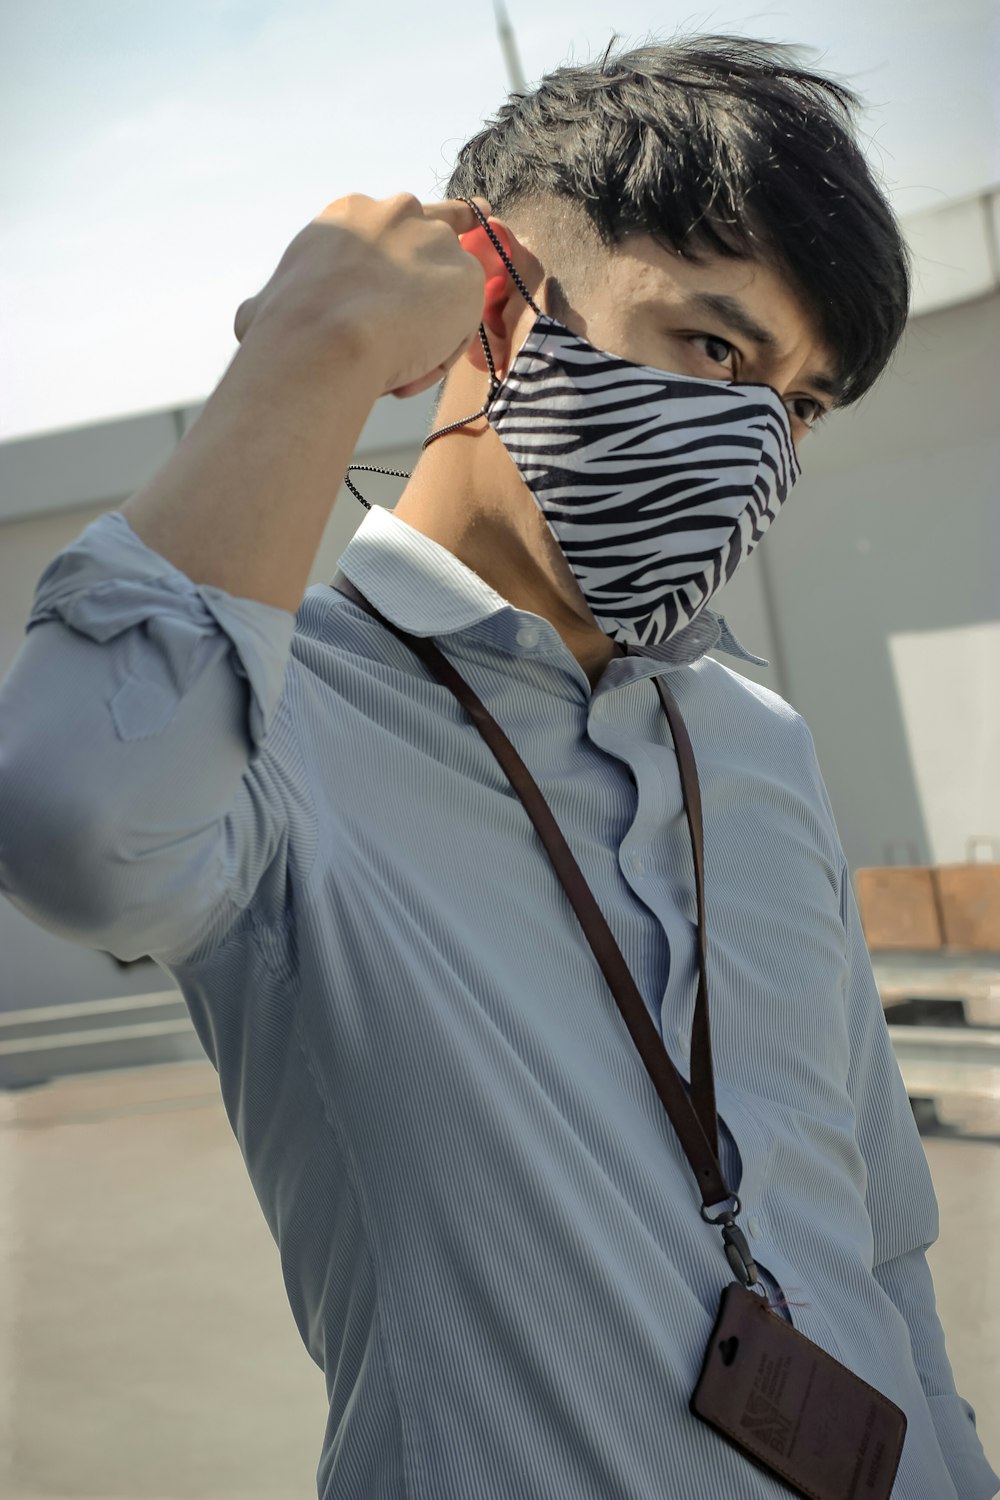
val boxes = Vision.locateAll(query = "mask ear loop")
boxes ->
[418,197,543,448]
[343,196,541,507]
[458,196,542,318]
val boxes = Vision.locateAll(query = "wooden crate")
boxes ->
[933,839,1000,952]
[853,866,944,951]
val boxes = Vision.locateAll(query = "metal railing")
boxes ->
[0,990,203,1090]
[3,956,1000,1126]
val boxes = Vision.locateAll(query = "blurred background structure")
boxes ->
[2,181,997,1031]
[1,2,998,1496]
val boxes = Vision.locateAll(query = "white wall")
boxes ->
[1,292,997,1011]
[713,291,1000,870]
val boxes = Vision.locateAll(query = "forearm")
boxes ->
[121,312,382,613]
[120,191,490,612]
[875,1245,999,1498]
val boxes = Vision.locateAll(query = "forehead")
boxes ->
[613,232,808,330]
[512,198,844,402]
[607,232,842,399]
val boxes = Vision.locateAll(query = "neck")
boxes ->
[392,416,623,688]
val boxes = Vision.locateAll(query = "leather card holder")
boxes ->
[690,1283,906,1500]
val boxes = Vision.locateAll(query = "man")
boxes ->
[0,34,996,1499]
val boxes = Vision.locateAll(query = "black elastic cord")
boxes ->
[457,196,542,317]
[419,197,540,450]
[343,464,411,510]
[343,196,541,503]
[418,324,501,449]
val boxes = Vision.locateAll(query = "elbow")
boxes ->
[0,810,227,962]
[0,744,220,960]
[0,769,141,954]
[0,621,229,961]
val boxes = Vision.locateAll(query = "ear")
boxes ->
[458,219,526,358]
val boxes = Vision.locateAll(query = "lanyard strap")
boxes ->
[331,572,759,1287]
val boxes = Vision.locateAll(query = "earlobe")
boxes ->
[481,271,509,337]
[457,217,537,378]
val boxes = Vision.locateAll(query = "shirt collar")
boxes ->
[334,505,768,670]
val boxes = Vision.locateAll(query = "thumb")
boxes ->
[233,293,261,344]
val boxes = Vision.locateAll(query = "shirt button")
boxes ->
[516,625,541,648]
[678,1032,691,1058]
[747,1216,761,1239]
[633,856,645,876]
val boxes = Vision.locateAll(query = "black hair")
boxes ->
[447,34,911,406]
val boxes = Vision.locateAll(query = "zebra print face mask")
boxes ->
[420,200,802,650]
[482,314,802,647]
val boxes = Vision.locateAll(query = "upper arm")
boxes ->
[0,511,305,968]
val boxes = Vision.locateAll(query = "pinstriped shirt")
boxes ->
[0,505,996,1500]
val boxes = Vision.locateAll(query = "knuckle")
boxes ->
[318,192,368,221]
[315,197,341,221]
[387,191,422,216]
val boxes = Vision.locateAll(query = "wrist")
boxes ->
[237,295,385,404]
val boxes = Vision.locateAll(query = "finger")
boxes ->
[421,196,492,235]
[388,328,484,399]
[389,370,446,400]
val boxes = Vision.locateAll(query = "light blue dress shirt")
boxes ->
[0,504,996,1500]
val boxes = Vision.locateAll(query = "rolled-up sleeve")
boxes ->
[0,510,298,965]
[840,865,1000,1498]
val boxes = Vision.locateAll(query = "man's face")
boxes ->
[506,226,843,454]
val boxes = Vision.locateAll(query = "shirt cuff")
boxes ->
[927,1392,1000,1499]
[27,510,296,748]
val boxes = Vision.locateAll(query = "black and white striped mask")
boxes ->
[416,201,803,649]
[483,312,801,648]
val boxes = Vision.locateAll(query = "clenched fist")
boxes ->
[233,192,492,399]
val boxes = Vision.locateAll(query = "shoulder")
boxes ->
[686,651,807,738]
[684,654,844,876]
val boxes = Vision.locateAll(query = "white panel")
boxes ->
[887,622,1000,865]
[906,195,995,315]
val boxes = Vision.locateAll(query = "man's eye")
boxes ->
[690,334,736,368]
[788,396,829,429]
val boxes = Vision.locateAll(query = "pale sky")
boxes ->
[2,0,997,441]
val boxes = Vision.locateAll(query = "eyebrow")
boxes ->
[683,291,846,406]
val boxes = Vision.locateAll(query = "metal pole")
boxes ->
[493,0,526,94]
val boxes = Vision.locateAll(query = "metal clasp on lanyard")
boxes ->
[701,1195,761,1289]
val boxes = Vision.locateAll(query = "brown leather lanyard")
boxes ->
[332,571,760,1291]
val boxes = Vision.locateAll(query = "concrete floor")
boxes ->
[1,1060,998,1500]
